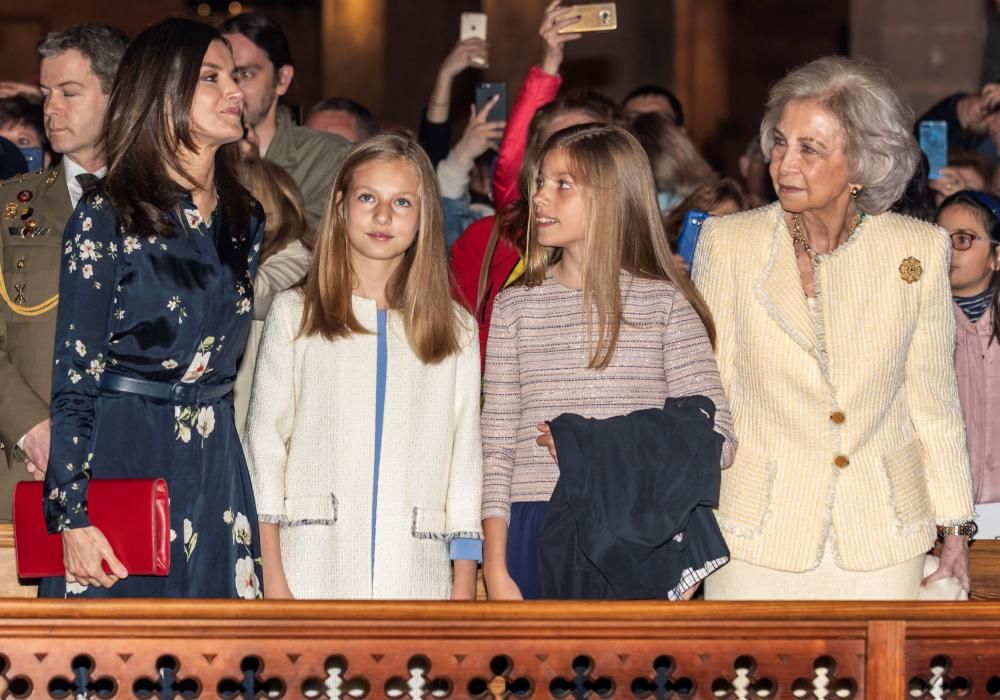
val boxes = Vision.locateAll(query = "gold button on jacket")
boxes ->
[692,204,974,573]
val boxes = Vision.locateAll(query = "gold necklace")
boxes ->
[790,211,863,264]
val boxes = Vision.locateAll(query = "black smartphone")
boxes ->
[475,81,507,122]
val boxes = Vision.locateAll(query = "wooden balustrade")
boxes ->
[1,599,1000,698]
[3,525,1000,697]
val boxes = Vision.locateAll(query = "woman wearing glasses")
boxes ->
[693,56,975,599]
[937,191,1000,505]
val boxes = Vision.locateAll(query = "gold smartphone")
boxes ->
[558,3,618,34]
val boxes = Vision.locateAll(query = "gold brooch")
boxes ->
[899,257,922,283]
[44,170,59,185]
[3,201,16,219]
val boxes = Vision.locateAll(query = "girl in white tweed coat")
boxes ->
[244,134,483,600]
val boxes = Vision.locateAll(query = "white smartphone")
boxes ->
[460,12,487,41]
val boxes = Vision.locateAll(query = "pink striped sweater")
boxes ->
[481,269,736,523]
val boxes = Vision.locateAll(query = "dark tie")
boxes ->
[75,173,99,189]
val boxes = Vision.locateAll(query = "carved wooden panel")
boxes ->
[0,600,996,699]
[906,639,1000,698]
[0,637,872,699]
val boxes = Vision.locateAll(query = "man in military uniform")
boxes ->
[222,13,350,227]
[0,24,128,523]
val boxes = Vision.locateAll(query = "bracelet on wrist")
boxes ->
[937,520,978,540]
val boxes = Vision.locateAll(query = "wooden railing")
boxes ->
[3,525,1000,697]
[1,599,1000,698]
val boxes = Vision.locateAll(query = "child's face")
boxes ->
[533,148,585,249]
[341,158,421,266]
[937,203,998,295]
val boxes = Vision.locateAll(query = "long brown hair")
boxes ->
[475,92,620,314]
[522,123,717,369]
[102,18,250,237]
[299,132,461,363]
[235,155,313,263]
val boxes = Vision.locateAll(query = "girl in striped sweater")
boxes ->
[480,124,736,599]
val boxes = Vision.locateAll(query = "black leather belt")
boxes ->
[101,371,234,404]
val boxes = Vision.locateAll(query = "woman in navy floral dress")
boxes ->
[40,18,265,598]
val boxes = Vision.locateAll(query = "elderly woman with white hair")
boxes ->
[693,56,976,599]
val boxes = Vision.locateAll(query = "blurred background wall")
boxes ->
[1,0,990,177]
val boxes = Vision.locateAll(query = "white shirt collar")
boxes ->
[63,156,107,210]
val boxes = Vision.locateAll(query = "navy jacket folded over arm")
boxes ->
[538,396,730,600]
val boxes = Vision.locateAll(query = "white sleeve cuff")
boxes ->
[436,153,474,200]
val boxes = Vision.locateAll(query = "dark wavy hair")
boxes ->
[102,18,251,238]
[219,13,293,70]
[937,190,1000,345]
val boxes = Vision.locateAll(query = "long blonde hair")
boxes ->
[235,155,313,263]
[299,132,461,363]
[474,92,621,315]
[522,123,716,369]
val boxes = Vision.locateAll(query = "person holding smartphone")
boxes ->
[918,82,1000,165]
[450,1,624,365]
[419,36,491,167]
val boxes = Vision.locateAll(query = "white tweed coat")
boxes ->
[693,203,974,572]
[243,290,483,599]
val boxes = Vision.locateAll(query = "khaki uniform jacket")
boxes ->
[692,204,974,572]
[265,106,350,228]
[0,166,72,521]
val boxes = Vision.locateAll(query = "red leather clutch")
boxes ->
[13,478,171,579]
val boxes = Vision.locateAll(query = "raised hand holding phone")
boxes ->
[453,96,506,161]
[475,82,507,122]
[459,13,488,66]
[557,3,618,34]
[540,1,584,75]
[428,37,490,124]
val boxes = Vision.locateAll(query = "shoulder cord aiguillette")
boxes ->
[0,259,58,316]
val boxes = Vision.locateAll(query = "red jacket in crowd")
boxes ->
[450,65,562,365]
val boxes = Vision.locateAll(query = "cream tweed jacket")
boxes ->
[692,203,973,572]
[244,290,484,599]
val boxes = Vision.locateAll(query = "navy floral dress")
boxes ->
[40,188,265,599]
